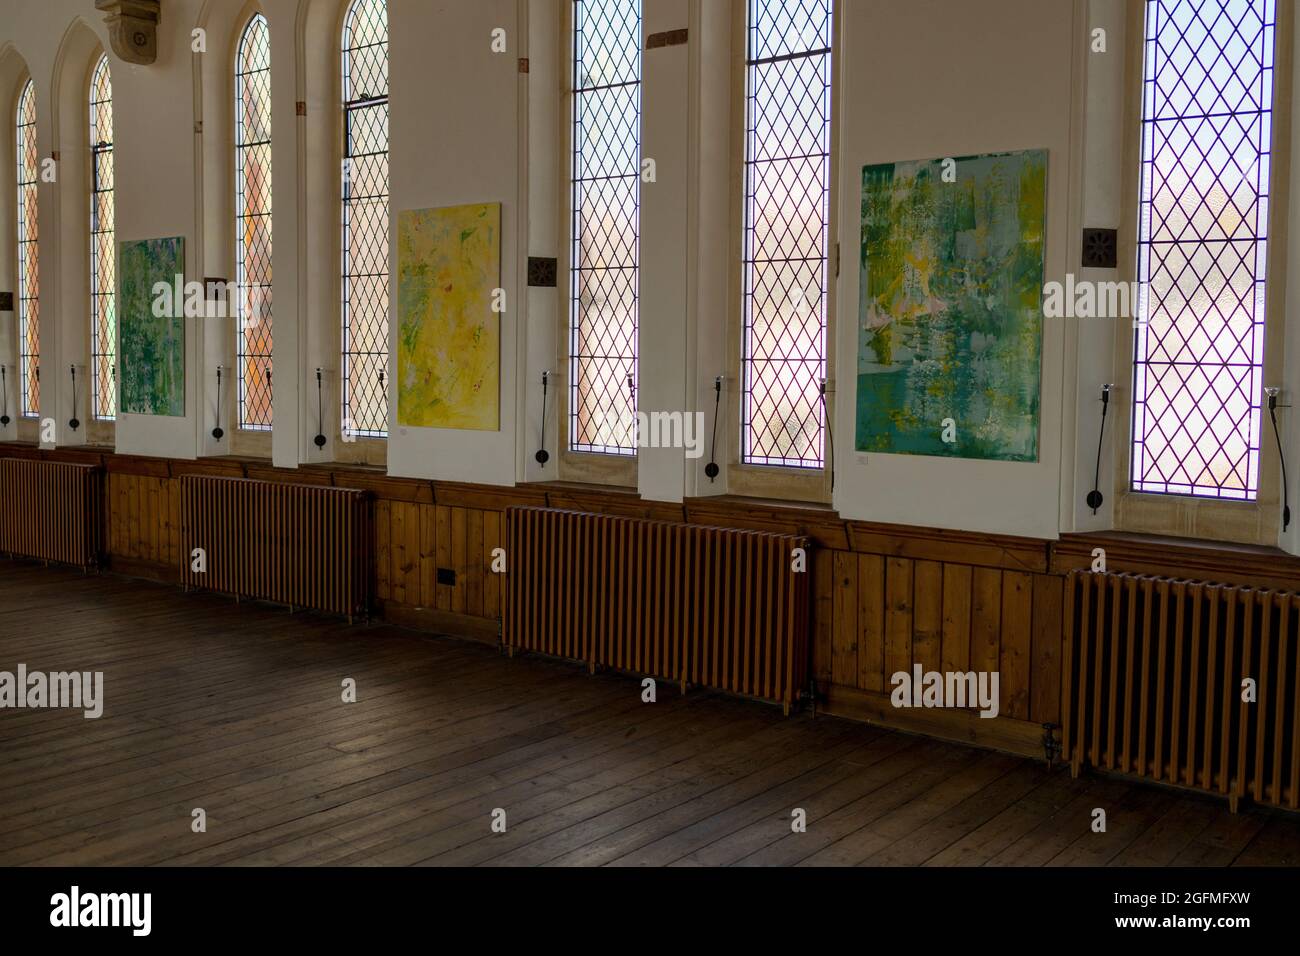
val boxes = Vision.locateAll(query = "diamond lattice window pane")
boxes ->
[342,0,389,439]
[90,54,116,420]
[236,14,273,431]
[570,0,640,455]
[16,79,39,417]
[742,0,832,468]
[1132,0,1277,499]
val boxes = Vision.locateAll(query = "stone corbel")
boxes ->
[94,0,162,65]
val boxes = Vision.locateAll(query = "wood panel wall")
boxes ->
[814,552,1064,734]
[108,471,180,572]
[374,500,504,622]
[8,444,1300,760]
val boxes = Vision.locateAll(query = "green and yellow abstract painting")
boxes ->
[119,236,185,417]
[397,202,501,430]
[856,150,1046,461]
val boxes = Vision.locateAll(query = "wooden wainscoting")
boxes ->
[107,460,181,581]
[810,521,1061,757]
[373,494,510,644]
[10,445,1300,785]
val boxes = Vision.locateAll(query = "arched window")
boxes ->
[89,54,115,421]
[235,13,273,431]
[740,0,833,468]
[15,78,38,418]
[341,0,389,439]
[570,0,641,455]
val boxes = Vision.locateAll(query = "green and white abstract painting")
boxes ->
[855,150,1046,462]
[118,236,185,416]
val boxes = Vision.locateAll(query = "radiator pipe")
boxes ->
[535,371,549,466]
[1,365,9,426]
[1266,387,1290,531]
[68,365,80,431]
[1086,384,1114,514]
[313,368,327,448]
[705,376,722,481]
[212,366,225,441]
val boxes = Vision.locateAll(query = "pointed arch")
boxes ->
[234,10,273,432]
[15,75,39,418]
[0,44,33,436]
[88,52,115,422]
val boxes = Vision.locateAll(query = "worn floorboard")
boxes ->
[2,561,1298,867]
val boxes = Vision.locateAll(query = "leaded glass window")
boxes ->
[342,0,389,439]
[15,78,38,417]
[1131,0,1277,499]
[570,0,641,455]
[235,14,273,431]
[90,55,115,421]
[741,0,832,468]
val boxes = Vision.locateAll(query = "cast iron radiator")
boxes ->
[503,506,811,713]
[1064,570,1300,810]
[0,457,104,569]
[179,474,371,620]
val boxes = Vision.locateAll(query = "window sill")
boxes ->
[1054,528,1300,590]
[727,461,831,505]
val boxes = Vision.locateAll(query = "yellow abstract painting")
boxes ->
[397,202,501,430]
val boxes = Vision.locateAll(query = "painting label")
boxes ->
[856,150,1046,461]
[397,203,501,430]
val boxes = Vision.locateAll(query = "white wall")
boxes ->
[1281,3,1300,557]
[384,0,524,486]
[3,0,1296,546]
[101,1,204,459]
[832,0,1083,539]
[638,0,690,503]
[1069,0,1126,535]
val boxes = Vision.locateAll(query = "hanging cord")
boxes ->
[535,371,550,466]
[1086,384,1113,514]
[627,373,638,449]
[705,376,722,481]
[1267,387,1291,531]
[314,368,327,448]
[68,365,80,431]
[819,378,834,492]
[1,365,9,426]
[212,367,225,440]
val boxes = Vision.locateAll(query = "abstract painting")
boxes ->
[118,236,185,416]
[855,150,1046,461]
[397,202,501,430]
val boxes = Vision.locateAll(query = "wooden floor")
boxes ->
[2,562,1299,867]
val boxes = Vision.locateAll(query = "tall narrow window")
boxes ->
[1132,0,1277,499]
[342,0,389,439]
[235,14,273,431]
[90,55,115,421]
[741,0,832,468]
[15,78,39,418]
[570,0,641,455]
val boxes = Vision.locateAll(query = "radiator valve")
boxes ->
[1041,722,1060,769]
